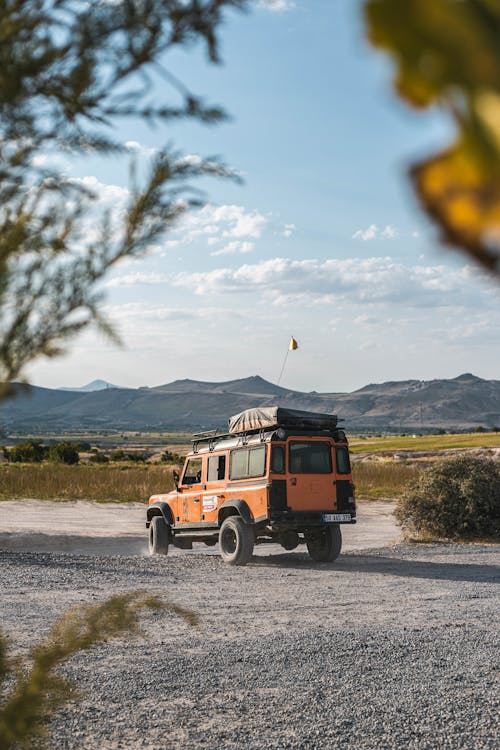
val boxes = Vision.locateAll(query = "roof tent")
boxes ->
[228,406,338,434]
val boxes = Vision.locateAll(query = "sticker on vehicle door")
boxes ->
[202,496,218,512]
[322,513,351,522]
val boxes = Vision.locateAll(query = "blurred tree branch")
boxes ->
[0,0,248,395]
[0,592,198,749]
[365,0,500,277]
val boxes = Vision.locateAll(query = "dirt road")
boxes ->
[0,498,399,555]
[0,500,498,749]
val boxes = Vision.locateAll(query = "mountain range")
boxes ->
[0,373,499,433]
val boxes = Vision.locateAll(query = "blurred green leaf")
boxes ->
[365,0,500,275]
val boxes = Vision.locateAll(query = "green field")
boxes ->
[349,431,500,453]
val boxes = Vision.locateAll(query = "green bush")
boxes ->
[47,442,80,465]
[88,451,109,464]
[7,441,46,463]
[109,450,150,462]
[161,450,183,464]
[395,456,500,540]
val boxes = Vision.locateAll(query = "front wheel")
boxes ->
[219,516,254,566]
[149,516,169,555]
[305,525,342,562]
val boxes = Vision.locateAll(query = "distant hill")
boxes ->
[60,379,121,392]
[1,374,499,433]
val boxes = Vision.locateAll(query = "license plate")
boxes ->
[322,513,351,522]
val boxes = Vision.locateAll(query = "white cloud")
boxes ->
[211,240,255,257]
[282,223,296,238]
[106,272,169,288]
[353,224,378,241]
[380,224,399,240]
[170,203,268,248]
[172,255,498,310]
[353,223,419,241]
[259,0,295,10]
[67,175,129,204]
[125,140,157,157]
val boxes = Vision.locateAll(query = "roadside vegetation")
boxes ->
[0,431,498,503]
[0,460,420,503]
[352,462,422,500]
[0,464,176,503]
[396,456,500,541]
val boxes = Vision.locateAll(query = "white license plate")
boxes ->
[322,513,351,522]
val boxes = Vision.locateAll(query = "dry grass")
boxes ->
[352,461,422,499]
[0,459,419,503]
[0,463,175,503]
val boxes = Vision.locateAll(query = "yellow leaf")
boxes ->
[412,142,500,271]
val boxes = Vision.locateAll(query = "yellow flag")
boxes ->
[289,336,298,351]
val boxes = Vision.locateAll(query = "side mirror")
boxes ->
[173,469,180,488]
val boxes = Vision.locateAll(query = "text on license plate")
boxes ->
[322,513,351,522]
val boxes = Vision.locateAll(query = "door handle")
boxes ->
[193,498,200,503]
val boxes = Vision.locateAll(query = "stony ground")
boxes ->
[1,541,498,749]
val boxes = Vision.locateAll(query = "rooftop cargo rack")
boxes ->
[190,407,343,453]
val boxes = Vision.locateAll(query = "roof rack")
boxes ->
[192,429,218,440]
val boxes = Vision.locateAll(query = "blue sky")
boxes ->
[29,0,499,393]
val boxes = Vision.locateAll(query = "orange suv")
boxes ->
[146,407,356,565]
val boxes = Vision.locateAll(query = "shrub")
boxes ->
[395,456,500,540]
[88,451,109,464]
[161,450,183,464]
[110,450,150,462]
[8,440,46,463]
[47,442,80,465]
[73,441,92,452]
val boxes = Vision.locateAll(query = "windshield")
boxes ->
[289,442,332,474]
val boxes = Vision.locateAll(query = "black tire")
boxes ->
[306,525,342,562]
[149,515,169,555]
[219,515,254,566]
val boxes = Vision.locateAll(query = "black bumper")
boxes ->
[268,510,356,529]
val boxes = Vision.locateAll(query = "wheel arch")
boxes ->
[218,499,253,527]
[147,501,174,527]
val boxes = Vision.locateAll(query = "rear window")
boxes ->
[230,446,266,480]
[335,446,351,474]
[289,442,332,474]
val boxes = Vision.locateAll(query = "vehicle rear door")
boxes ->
[286,440,336,511]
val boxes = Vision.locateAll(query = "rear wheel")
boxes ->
[219,515,254,566]
[306,525,342,562]
[149,516,169,555]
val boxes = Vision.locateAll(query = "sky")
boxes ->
[28,0,499,393]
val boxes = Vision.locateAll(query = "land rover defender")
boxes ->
[146,407,356,565]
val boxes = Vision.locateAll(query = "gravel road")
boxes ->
[1,525,498,749]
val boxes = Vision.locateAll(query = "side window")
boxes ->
[207,454,226,482]
[230,446,266,480]
[230,450,248,480]
[182,457,202,485]
[249,446,266,476]
[270,445,285,473]
[335,446,351,474]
